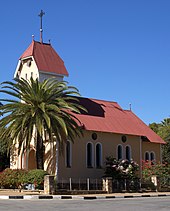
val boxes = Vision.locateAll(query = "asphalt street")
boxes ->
[0,196,170,211]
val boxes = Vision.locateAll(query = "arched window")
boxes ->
[66,141,72,167]
[145,152,150,161]
[87,142,93,168]
[96,143,102,168]
[126,145,131,161]
[117,145,123,160]
[150,152,155,161]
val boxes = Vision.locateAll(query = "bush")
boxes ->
[25,169,48,189]
[104,157,139,180]
[0,168,28,189]
[0,168,48,190]
[142,161,170,187]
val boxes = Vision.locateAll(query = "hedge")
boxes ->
[0,168,48,189]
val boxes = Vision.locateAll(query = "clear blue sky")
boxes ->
[0,0,170,125]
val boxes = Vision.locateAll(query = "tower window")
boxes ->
[27,60,32,67]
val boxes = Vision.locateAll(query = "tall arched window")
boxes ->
[66,141,72,167]
[96,143,102,168]
[117,145,123,160]
[87,142,93,168]
[145,151,150,161]
[126,145,131,161]
[150,152,155,161]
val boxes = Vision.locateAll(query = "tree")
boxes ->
[0,78,86,169]
[149,118,170,163]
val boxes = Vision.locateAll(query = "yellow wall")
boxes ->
[57,131,141,180]
[14,130,162,181]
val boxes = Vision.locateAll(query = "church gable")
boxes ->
[14,40,68,81]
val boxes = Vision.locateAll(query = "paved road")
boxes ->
[0,196,170,211]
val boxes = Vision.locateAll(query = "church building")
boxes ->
[11,12,165,180]
[11,38,165,180]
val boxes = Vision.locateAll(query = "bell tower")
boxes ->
[14,10,69,82]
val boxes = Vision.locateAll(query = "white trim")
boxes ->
[14,56,35,79]
[39,70,66,77]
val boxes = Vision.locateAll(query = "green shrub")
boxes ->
[25,169,48,189]
[0,168,27,189]
[0,168,48,190]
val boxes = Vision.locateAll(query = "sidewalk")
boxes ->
[0,189,170,200]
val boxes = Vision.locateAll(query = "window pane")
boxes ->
[150,152,155,161]
[87,143,93,167]
[66,141,71,167]
[145,152,149,161]
[118,145,122,160]
[126,146,131,161]
[96,144,102,168]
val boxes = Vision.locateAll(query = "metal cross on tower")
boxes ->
[38,10,45,43]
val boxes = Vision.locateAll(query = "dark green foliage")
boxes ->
[24,169,48,189]
[0,78,86,169]
[0,168,27,189]
[149,118,170,163]
[0,168,48,189]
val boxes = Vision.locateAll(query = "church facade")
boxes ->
[11,39,165,180]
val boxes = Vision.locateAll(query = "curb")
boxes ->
[0,193,170,200]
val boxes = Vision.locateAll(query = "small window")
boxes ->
[126,145,131,161]
[122,135,127,143]
[117,145,123,160]
[87,143,93,168]
[92,133,97,140]
[27,60,32,67]
[96,143,102,168]
[25,73,28,80]
[66,141,72,167]
[31,72,33,78]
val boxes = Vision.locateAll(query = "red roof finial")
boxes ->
[38,10,45,43]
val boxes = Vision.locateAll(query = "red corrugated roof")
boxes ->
[73,97,165,144]
[20,41,68,76]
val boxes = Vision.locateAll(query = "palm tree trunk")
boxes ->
[36,132,44,169]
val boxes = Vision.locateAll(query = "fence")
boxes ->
[112,178,141,192]
[57,177,141,192]
[57,178,103,191]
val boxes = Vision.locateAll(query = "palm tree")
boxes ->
[0,78,85,169]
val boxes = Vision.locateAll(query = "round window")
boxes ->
[122,135,127,143]
[92,133,97,140]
